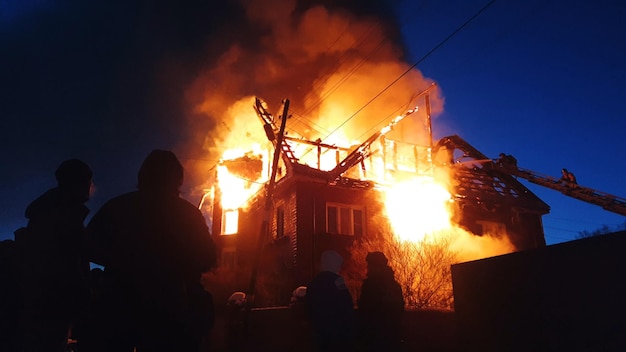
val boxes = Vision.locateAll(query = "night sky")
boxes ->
[2,0,625,245]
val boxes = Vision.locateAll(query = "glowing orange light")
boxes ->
[222,209,239,235]
[215,146,270,235]
[217,164,260,210]
[383,176,453,243]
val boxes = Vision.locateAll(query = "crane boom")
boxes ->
[496,165,626,216]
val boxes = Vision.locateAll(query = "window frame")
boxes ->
[325,202,365,236]
[275,205,285,239]
[221,208,239,235]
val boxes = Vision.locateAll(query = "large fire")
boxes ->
[207,100,516,265]
[214,147,270,235]
[189,0,516,263]
[218,150,267,210]
[209,98,455,243]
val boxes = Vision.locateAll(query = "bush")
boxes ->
[345,232,458,310]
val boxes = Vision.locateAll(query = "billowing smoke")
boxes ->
[169,0,524,267]
[181,0,443,190]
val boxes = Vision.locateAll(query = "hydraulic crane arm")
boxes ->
[496,165,626,217]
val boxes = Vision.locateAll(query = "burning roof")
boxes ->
[184,0,442,177]
[433,135,550,214]
[187,1,547,252]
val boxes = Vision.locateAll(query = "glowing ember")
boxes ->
[383,176,453,243]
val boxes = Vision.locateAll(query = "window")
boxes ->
[222,209,239,235]
[276,206,285,239]
[326,202,365,236]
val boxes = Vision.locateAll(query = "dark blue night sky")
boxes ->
[2,0,625,245]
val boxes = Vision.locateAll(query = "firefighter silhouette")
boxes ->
[560,168,578,188]
[496,153,518,170]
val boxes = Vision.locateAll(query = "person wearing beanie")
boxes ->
[306,250,356,352]
[320,249,344,274]
[365,251,388,268]
[358,251,405,351]
[15,158,93,352]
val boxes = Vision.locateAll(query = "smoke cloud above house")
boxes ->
[182,0,443,185]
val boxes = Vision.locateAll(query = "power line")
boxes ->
[290,4,437,139]
[289,23,391,139]
[322,0,497,142]
[543,225,580,234]
[301,22,381,114]
[545,216,624,227]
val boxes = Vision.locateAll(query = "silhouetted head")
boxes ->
[366,251,388,268]
[55,159,93,203]
[137,150,183,195]
[320,250,343,274]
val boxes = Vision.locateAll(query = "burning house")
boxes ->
[178,0,552,307]
[200,96,550,307]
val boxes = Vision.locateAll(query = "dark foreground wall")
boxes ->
[207,306,457,352]
[452,231,626,352]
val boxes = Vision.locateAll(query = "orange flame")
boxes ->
[382,176,453,243]
[216,146,270,235]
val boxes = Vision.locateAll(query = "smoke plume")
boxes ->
[180,0,442,189]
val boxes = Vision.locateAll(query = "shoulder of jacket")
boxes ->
[334,276,347,290]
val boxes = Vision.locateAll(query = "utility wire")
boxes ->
[323,0,497,142]
[289,23,388,139]
[300,31,387,117]
[290,3,434,140]
[276,1,497,161]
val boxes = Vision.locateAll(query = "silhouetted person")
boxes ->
[496,153,518,170]
[358,251,404,352]
[85,149,217,352]
[72,267,105,352]
[306,250,355,352]
[15,159,93,352]
[0,239,20,352]
[226,292,247,352]
[560,168,578,188]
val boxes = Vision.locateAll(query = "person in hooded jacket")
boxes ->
[306,250,355,352]
[84,150,217,352]
[15,159,93,352]
[357,251,405,352]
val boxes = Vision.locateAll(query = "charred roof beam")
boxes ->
[327,106,418,183]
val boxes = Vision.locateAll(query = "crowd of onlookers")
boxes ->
[1,150,217,352]
[0,149,405,352]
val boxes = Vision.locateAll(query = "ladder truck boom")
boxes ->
[495,164,626,217]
